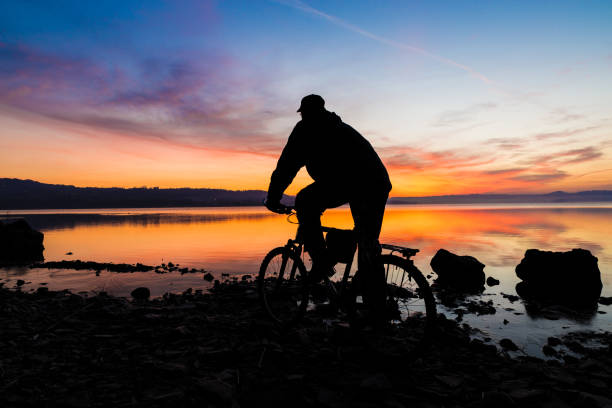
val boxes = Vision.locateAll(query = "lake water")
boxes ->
[2,204,611,356]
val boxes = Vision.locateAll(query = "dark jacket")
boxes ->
[268,111,392,202]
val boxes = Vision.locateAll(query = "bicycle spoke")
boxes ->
[382,255,435,323]
[258,247,308,325]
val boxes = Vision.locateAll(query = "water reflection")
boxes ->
[2,205,611,356]
[2,205,610,295]
[1,211,273,231]
[520,293,598,323]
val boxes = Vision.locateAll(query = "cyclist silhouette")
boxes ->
[266,94,392,323]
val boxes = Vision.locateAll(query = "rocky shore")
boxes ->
[1,281,612,408]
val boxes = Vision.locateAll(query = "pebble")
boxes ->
[486,276,500,286]
[130,287,150,300]
[499,338,519,351]
[1,280,611,408]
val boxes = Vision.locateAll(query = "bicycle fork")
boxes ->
[278,239,302,283]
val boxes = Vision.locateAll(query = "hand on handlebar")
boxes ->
[264,199,293,214]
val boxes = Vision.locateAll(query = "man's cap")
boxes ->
[297,94,325,112]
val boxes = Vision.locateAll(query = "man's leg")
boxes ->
[350,191,389,323]
[295,183,348,275]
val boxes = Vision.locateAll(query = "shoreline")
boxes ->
[1,281,611,407]
[3,259,612,361]
[2,201,612,214]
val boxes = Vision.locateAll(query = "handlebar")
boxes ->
[263,199,294,215]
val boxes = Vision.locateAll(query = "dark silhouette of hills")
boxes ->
[388,190,612,205]
[1,178,611,209]
[0,178,271,209]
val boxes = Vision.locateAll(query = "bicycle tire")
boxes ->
[257,246,309,326]
[382,254,437,326]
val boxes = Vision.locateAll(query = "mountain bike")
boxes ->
[257,206,436,331]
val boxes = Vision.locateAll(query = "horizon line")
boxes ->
[2,178,611,198]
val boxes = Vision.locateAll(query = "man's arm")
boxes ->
[267,124,305,204]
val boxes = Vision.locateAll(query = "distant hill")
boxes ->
[389,190,612,205]
[0,179,272,209]
[1,178,611,209]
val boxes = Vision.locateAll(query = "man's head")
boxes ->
[297,94,325,119]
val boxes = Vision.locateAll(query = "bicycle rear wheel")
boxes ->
[258,246,308,326]
[382,254,436,325]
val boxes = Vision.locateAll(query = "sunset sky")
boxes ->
[1,0,611,196]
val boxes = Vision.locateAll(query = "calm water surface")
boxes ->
[2,204,611,355]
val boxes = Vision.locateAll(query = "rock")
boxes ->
[542,345,557,356]
[481,391,516,408]
[3,280,612,407]
[359,373,392,390]
[470,338,497,354]
[16,279,25,286]
[515,249,602,306]
[130,287,150,300]
[564,340,586,354]
[500,338,519,351]
[501,292,520,302]
[486,276,500,286]
[430,248,485,291]
[462,299,496,315]
[508,388,547,404]
[599,296,612,306]
[434,374,463,388]
[203,272,215,282]
[563,355,579,364]
[0,219,44,264]
[32,260,153,273]
[196,378,236,406]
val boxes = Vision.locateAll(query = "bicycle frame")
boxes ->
[281,223,356,301]
[278,207,419,301]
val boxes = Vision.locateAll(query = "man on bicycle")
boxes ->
[265,94,392,324]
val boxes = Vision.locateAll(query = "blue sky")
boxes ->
[1,0,611,194]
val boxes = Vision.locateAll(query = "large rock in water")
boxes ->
[0,219,44,264]
[430,249,485,291]
[515,248,602,306]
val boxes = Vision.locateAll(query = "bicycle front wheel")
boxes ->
[257,246,308,326]
[382,254,436,325]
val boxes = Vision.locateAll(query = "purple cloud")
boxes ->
[485,137,525,150]
[550,108,585,123]
[534,125,599,141]
[511,171,568,182]
[0,42,286,155]
[526,146,603,166]
[378,145,495,172]
[484,167,527,175]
